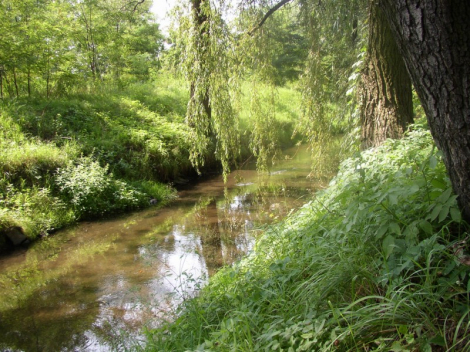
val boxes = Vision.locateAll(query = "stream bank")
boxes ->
[0,145,325,351]
[145,128,470,352]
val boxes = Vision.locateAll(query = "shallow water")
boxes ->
[0,146,327,351]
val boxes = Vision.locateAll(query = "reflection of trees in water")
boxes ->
[191,182,296,277]
[190,193,255,276]
[194,197,223,277]
[247,182,293,221]
[189,180,307,277]
[0,147,323,352]
[0,281,97,352]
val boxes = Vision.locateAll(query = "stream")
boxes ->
[0,146,328,351]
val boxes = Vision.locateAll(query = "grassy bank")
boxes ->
[0,75,192,249]
[145,125,470,351]
[0,75,303,251]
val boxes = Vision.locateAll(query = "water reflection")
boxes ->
[0,146,327,351]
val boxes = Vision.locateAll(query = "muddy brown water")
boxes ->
[0,146,328,351]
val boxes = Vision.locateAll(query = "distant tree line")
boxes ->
[0,0,164,99]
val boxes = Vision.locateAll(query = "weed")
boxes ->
[0,76,190,246]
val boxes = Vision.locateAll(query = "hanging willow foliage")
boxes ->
[170,0,241,178]
[169,0,367,176]
[240,12,286,170]
[294,0,367,174]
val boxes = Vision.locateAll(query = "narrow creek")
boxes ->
[0,146,328,351]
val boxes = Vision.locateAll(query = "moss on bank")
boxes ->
[145,126,470,351]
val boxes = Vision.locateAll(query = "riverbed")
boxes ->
[0,146,327,351]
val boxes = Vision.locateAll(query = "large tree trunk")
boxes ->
[360,2,413,149]
[379,1,470,222]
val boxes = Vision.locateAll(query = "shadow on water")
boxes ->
[0,145,330,351]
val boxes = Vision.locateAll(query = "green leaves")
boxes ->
[383,235,395,259]
[426,187,460,224]
[55,156,147,217]
[0,0,163,99]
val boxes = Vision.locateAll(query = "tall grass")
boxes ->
[145,125,469,351]
[10,80,193,181]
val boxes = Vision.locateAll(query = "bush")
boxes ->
[0,182,75,240]
[55,156,148,218]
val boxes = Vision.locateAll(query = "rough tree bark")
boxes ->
[360,2,413,149]
[379,1,470,222]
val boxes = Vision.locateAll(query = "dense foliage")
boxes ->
[0,0,163,99]
[0,79,188,247]
[167,0,367,173]
[1,0,469,349]
[146,125,470,351]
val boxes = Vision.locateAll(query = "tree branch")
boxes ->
[132,0,145,12]
[121,0,146,12]
[248,0,293,35]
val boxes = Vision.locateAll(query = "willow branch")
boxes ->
[248,0,293,35]
[132,0,146,12]
[121,0,146,12]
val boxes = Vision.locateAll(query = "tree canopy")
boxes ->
[0,0,164,98]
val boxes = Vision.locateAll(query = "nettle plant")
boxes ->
[55,156,147,218]
[336,128,464,282]
[289,127,470,350]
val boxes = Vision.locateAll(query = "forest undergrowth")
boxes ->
[145,124,470,351]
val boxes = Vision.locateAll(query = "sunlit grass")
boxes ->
[0,73,307,251]
[0,75,190,247]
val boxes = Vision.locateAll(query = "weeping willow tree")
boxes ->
[294,0,366,172]
[169,0,241,177]
[175,0,470,229]
[235,3,303,170]
[360,1,413,148]
[168,0,369,175]
[235,0,367,174]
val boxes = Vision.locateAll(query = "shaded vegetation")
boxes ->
[145,124,470,351]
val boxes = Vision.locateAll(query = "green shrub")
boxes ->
[55,156,148,218]
[0,181,75,239]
